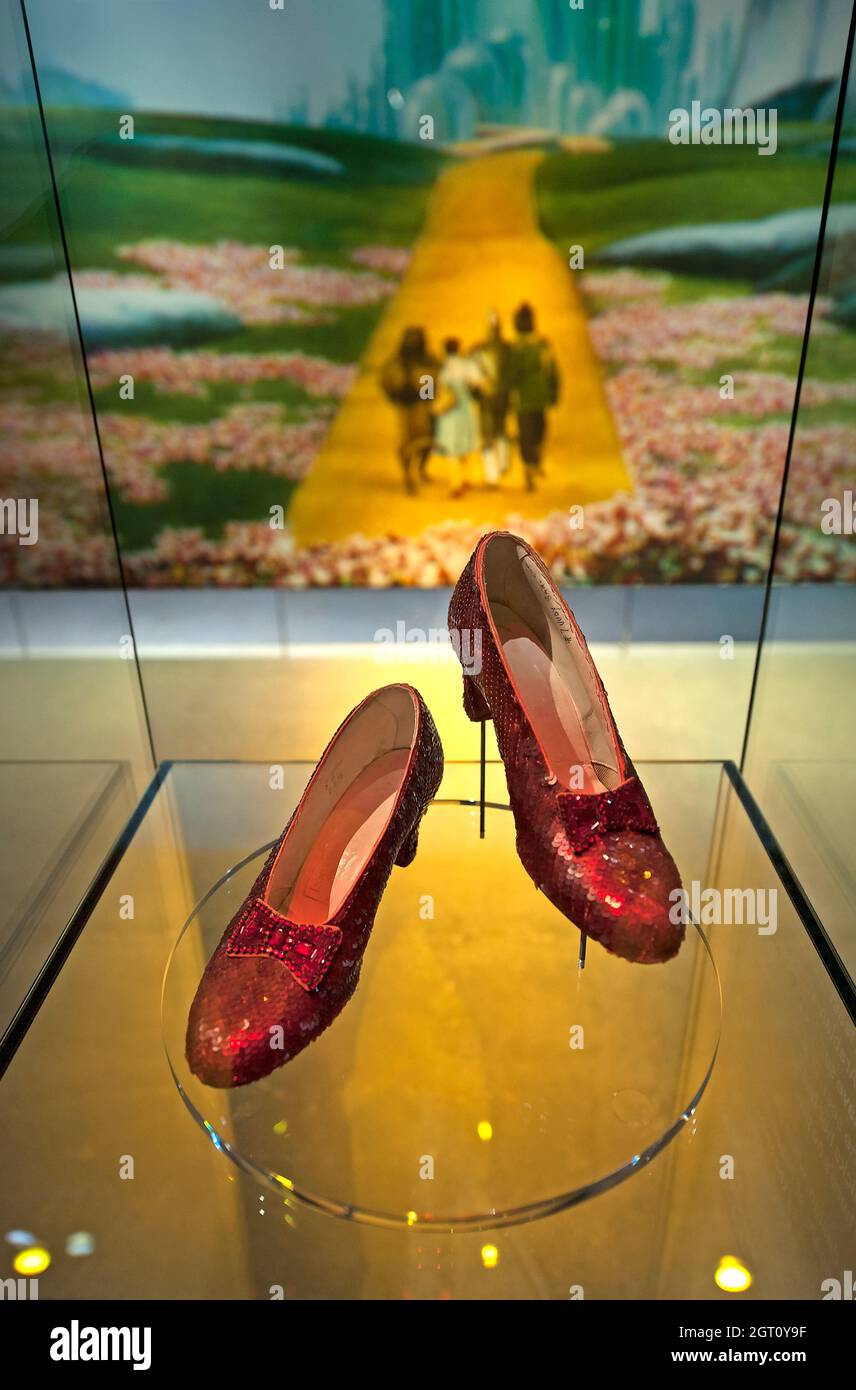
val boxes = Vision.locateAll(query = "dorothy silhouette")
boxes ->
[434,337,485,499]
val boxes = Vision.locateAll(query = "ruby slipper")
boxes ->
[449,531,684,964]
[186,684,443,1087]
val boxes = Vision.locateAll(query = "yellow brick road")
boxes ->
[288,149,630,546]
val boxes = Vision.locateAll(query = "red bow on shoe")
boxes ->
[557,777,658,854]
[226,897,342,992]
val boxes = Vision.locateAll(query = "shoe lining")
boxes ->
[483,537,621,792]
[267,688,416,923]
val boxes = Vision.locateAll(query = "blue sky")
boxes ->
[4,0,752,123]
[2,0,850,125]
[4,0,384,121]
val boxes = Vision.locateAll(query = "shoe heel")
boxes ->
[462,673,492,722]
[395,812,423,868]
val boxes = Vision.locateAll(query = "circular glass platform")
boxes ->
[162,799,721,1233]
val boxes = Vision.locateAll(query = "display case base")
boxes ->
[163,794,721,1232]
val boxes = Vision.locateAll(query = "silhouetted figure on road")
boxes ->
[380,326,439,495]
[508,303,560,491]
[435,336,485,499]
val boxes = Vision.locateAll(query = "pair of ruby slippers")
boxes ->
[186,532,684,1088]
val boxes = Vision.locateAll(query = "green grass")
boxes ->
[55,159,435,269]
[661,273,754,303]
[721,400,856,428]
[112,461,297,550]
[33,107,447,184]
[0,357,79,403]
[94,378,325,422]
[1,108,445,269]
[0,104,426,452]
[535,137,856,259]
[216,303,384,361]
[753,330,856,380]
[583,270,755,313]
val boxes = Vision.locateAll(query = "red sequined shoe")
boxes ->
[449,532,683,964]
[186,684,443,1087]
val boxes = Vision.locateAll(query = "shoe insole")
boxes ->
[493,602,611,793]
[278,748,410,924]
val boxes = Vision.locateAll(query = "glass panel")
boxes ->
[655,770,856,1299]
[742,43,856,983]
[0,760,131,1040]
[16,0,853,774]
[0,0,153,1039]
[0,758,850,1299]
[161,760,723,1229]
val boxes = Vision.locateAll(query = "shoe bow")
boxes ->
[557,776,658,854]
[225,897,342,992]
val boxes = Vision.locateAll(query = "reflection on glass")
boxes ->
[0,756,850,1298]
[743,47,856,982]
[163,790,722,1231]
[0,0,151,1044]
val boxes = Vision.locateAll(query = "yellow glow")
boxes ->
[273,1120,288,1135]
[288,151,631,549]
[643,869,652,880]
[715,1255,752,1293]
[477,1121,493,1142]
[406,1210,418,1228]
[481,1244,499,1270]
[14,1246,50,1276]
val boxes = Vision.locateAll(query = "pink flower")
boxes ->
[588,291,828,369]
[108,240,395,324]
[88,348,356,399]
[351,246,411,276]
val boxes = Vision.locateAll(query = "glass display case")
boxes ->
[742,45,856,986]
[0,757,852,1300]
[0,0,154,1053]
[1,0,854,1321]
